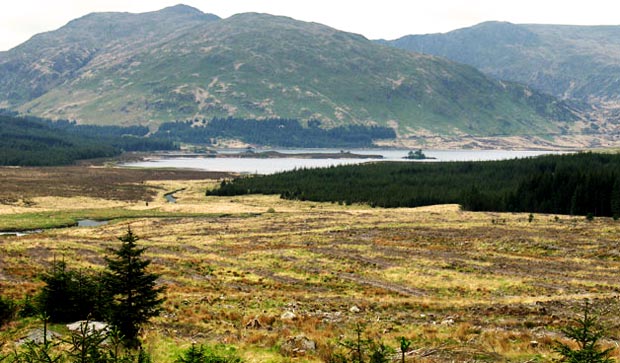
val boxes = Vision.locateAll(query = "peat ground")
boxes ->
[1,166,620,362]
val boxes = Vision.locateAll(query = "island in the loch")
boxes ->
[403,149,436,160]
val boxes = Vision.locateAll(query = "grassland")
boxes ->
[2,166,620,362]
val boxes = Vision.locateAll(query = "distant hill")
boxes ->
[0,6,582,138]
[386,21,620,105]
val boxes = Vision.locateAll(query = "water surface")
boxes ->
[77,219,109,227]
[123,149,564,175]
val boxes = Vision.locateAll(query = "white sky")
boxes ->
[1,0,620,51]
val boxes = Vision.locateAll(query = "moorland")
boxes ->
[1,165,620,362]
[3,5,620,362]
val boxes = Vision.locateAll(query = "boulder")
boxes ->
[280,335,317,357]
[349,305,361,313]
[281,311,297,320]
[66,320,109,335]
[17,329,61,345]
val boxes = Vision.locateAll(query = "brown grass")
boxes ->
[2,167,620,362]
[0,166,232,203]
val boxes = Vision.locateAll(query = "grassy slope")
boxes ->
[0,5,218,107]
[2,168,620,361]
[0,10,579,136]
[388,21,620,103]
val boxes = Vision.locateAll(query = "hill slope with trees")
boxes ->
[209,152,620,217]
[0,113,177,166]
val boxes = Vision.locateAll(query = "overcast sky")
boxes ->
[2,0,620,51]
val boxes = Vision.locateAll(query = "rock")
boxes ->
[349,305,361,313]
[280,335,317,357]
[281,311,297,320]
[17,329,61,345]
[66,320,109,334]
[441,318,455,326]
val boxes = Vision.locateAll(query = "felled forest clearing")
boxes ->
[1,167,620,362]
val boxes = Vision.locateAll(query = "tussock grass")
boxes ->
[3,167,620,361]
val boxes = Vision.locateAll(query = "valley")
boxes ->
[2,4,620,362]
[1,166,620,362]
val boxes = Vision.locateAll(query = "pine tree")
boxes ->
[103,227,165,348]
[554,300,614,363]
[611,178,620,219]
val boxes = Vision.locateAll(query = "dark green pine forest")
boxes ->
[0,113,177,166]
[155,118,396,148]
[208,152,620,217]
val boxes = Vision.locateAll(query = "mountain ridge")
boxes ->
[0,6,582,140]
[386,21,620,105]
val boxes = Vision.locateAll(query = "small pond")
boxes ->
[0,219,109,236]
[0,229,42,237]
[76,219,109,227]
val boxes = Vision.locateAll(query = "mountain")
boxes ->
[0,7,581,138]
[386,21,620,105]
[0,5,219,108]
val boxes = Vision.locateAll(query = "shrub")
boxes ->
[10,314,63,363]
[36,261,106,323]
[175,344,242,363]
[554,300,614,362]
[18,295,38,318]
[0,296,15,326]
[330,324,397,363]
[397,337,412,363]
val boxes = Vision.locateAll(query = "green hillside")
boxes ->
[387,21,620,104]
[0,113,176,166]
[0,8,581,137]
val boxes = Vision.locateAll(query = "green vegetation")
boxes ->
[0,114,116,166]
[332,325,395,363]
[0,296,15,326]
[0,114,177,166]
[37,261,106,323]
[174,344,242,363]
[156,118,396,148]
[12,229,166,354]
[2,168,620,361]
[0,209,246,232]
[7,316,156,363]
[103,228,165,347]
[0,8,579,136]
[36,229,165,344]
[403,149,431,160]
[209,152,620,216]
[387,21,620,104]
[554,300,614,363]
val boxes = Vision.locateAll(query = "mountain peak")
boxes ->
[160,4,203,15]
[0,8,580,136]
[156,4,220,21]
